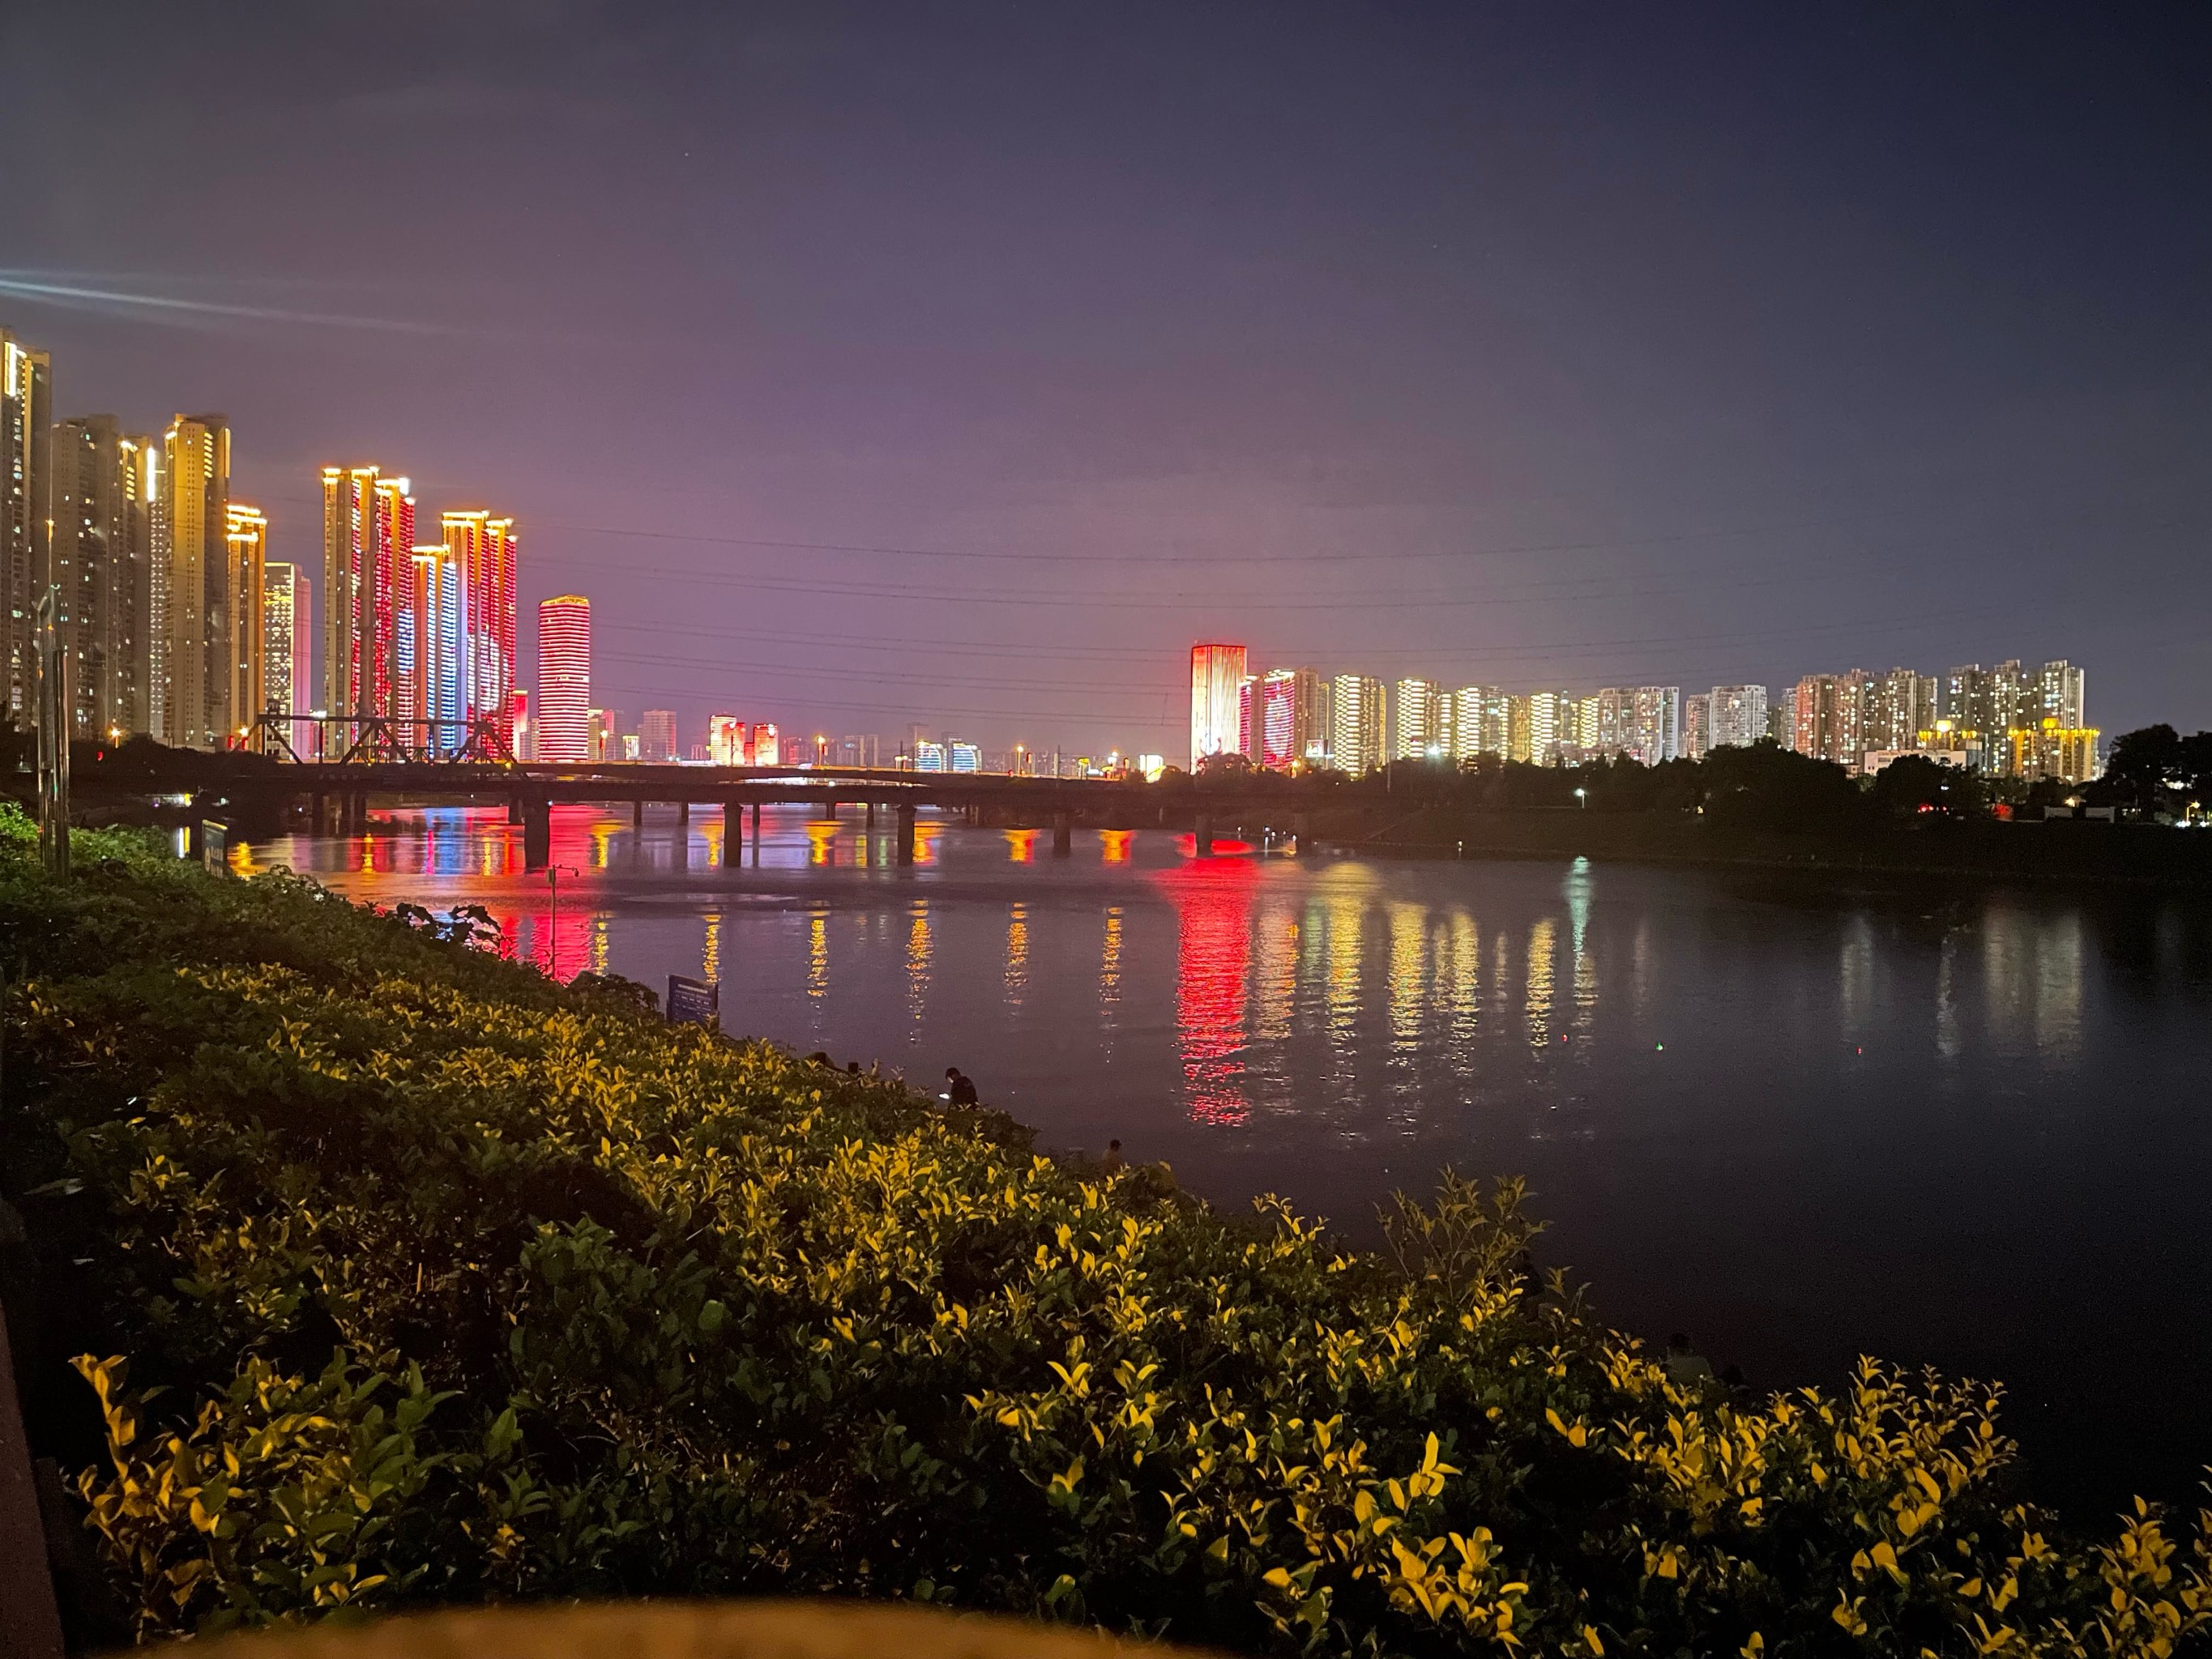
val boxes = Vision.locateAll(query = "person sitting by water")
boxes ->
[944,1067,979,1106]
[1100,1139,1124,1176]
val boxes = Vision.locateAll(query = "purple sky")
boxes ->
[5,2,2208,754]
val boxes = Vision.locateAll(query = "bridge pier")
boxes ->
[675,799,690,827]
[632,799,643,828]
[1194,813,1214,858]
[1292,811,1312,853]
[865,801,876,829]
[507,793,524,827]
[723,799,742,859]
[750,802,762,862]
[1052,811,1072,856]
[311,792,329,836]
[523,795,551,871]
[897,804,916,866]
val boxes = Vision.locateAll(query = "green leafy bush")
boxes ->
[1,809,2206,1653]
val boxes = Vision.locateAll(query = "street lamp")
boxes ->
[1574,787,1588,808]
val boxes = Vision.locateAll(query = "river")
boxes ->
[234,802,2212,1516]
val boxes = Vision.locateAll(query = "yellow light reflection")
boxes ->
[1003,827,1038,863]
[702,911,721,983]
[1100,905,1123,1021]
[808,910,830,998]
[1005,903,1029,1004]
[906,902,931,1027]
[805,821,839,866]
[1388,901,1426,1060]
[1099,828,1132,864]
[1525,918,1557,1053]
[914,823,943,867]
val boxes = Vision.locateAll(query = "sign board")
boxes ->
[199,821,228,872]
[667,975,720,1031]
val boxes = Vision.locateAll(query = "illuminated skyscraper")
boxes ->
[1189,642,1247,768]
[50,416,154,737]
[588,709,621,761]
[1707,685,1768,750]
[750,722,779,767]
[708,714,745,766]
[397,546,463,752]
[1392,677,1442,759]
[321,467,412,723]
[1790,674,1847,766]
[535,595,591,764]
[950,740,981,773]
[1331,673,1387,774]
[443,510,517,748]
[1259,668,1299,768]
[221,503,267,747]
[2037,659,2085,730]
[1450,684,1505,760]
[158,415,231,748]
[263,561,310,753]
[2,330,51,720]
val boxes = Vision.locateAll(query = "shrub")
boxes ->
[1,810,2206,1653]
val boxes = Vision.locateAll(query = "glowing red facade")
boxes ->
[536,595,591,764]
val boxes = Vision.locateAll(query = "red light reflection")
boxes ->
[1099,829,1132,863]
[1155,856,1260,1124]
[1174,834,1256,858]
[1003,828,1038,863]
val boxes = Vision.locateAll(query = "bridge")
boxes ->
[107,753,1321,870]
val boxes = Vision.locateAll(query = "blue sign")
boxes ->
[667,975,720,1030]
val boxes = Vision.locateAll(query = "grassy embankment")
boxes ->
[1,809,2206,1655]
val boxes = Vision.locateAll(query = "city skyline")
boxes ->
[2,6,2206,760]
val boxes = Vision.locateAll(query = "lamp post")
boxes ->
[544,864,580,980]
[1574,787,1588,809]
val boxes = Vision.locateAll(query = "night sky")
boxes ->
[5,2,2207,755]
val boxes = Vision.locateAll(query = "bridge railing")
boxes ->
[250,714,515,766]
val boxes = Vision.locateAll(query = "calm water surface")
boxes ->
[238,804,2212,1514]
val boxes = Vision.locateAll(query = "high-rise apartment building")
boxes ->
[263,561,311,753]
[1707,685,1768,750]
[50,416,154,737]
[221,503,267,746]
[1681,693,1712,760]
[322,467,412,723]
[443,511,517,750]
[708,714,745,766]
[1189,642,1247,769]
[2,330,51,720]
[1862,667,1935,757]
[1331,673,1386,774]
[1591,686,1681,764]
[157,415,232,748]
[2038,660,2086,731]
[1943,664,1993,736]
[396,546,463,751]
[1449,684,1505,761]
[750,721,779,767]
[1791,674,1846,768]
[1258,668,1300,768]
[534,595,591,764]
[1393,676,1443,759]
[636,709,677,761]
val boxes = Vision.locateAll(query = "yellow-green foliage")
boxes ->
[1,812,2206,1653]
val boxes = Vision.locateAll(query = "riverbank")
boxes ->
[1317,805,2212,888]
[2,812,2205,1654]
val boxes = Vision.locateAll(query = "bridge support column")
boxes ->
[723,799,742,859]
[897,804,916,866]
[865,801,876,828]
[523,795,551,871]
[348,793,368,834]
[675,799,690,827]
[1194,813,1214,858]
[632,799,643,828]
[311,793,329,836]
[1292,812,1313,853]
[507,794,524,826]
[750,802,762,850]
[1052,811,1072,856]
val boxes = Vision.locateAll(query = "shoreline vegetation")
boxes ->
[2,811,2207,1655]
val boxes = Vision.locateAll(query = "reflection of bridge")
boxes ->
[168,760,1314,870]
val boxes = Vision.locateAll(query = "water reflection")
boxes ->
[1159,857,1258,1124]
[1006,904,1030,1006]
